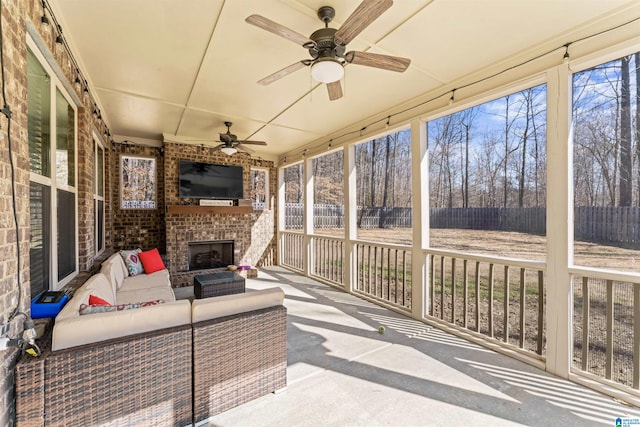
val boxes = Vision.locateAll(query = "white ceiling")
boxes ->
[50,0,640,161]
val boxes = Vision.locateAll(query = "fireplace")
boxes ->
[188,240,234,271]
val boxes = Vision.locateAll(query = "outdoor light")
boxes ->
[563,44,570,63]
[220,146,237,156]
[40,1,49,25]
[55,26,63,44]
[311,58,344,83]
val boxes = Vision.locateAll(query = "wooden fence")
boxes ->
[430,207,546,234]
[284,204,640,244]
[284,204,411,229]
[574,206,640,244]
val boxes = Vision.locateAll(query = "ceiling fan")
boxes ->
[246,0,411,101]
[215,121,267,155]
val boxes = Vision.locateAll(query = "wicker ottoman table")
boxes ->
[194,270,246,299]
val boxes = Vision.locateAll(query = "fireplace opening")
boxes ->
[188,240,234,271]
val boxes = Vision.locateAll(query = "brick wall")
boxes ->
[0,1,27,424]
[164,142,276,287]
[76,109,96,271]
[0,1,111,424]
[110,143,166,253]
[0,2,277,422]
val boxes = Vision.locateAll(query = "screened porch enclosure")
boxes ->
[277,48,640,406]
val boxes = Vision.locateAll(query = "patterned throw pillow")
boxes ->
[120,249,144,276]
[78,299,164,315]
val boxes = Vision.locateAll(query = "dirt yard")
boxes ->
[313,227,640,272]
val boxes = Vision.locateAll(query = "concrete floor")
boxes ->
[181,266,640,427]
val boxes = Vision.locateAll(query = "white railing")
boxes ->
[425,248,546,357]
[311,235,344,286]
[280,231,304,272]
[278,231,640,403]
[570,266,640,395]
[354,241,412,312]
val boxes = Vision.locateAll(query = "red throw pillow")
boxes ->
[89,294,111,306]
[139,248,166,274]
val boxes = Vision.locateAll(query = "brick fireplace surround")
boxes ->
[163,141,277,287]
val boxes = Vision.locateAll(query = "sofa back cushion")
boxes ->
[55,273,116,322]
[100,254,128,291]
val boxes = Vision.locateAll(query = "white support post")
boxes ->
[277,166,286,265]
[344,144,357,293]
[411,119,429,320]
[545,64,573,378]
[303,157,314,277]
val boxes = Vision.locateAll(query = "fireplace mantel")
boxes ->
[166,205,254,215]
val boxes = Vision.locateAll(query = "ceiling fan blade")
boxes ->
[327,81,343,101]
[246,14,315,47]
[258,61,308,85]
[334,0,393,46]
[237,145,256,154]
[345,51,410,72]
[238,140,267,146]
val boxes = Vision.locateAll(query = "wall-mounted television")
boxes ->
[179,160,244,200]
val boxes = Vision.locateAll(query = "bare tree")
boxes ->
[636,53,640,206]
[459,107,479,208]
[380,134,392,227]
[619,55,632,206]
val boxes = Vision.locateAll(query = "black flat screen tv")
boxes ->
[179,160,243,200]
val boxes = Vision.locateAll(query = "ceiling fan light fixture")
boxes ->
[221,146,237,156]
[311,59,344,83]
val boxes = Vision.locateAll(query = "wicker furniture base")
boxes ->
[194,270,245,299]
[15,324,52,425]
[192,305,287,423]
[15,325,193,427]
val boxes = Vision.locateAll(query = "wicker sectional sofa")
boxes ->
[15,253,287,426]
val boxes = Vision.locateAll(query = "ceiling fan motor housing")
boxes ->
[308,27,345,60]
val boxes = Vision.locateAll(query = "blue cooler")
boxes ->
[31,291,70,319]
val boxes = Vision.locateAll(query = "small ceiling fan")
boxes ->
[246,0,411,101]
[215,121,267,155]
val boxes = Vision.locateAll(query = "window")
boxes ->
[283,163,303,231]
[427,84,547,260]
[94,137,105,255]
[312,150,344,235]
[572,51,640,272]
[27,45,78,295]
[355,129,412,245]
[250,167,269,210]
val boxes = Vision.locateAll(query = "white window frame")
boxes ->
[27,34,79,290]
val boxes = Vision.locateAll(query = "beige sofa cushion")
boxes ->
[100,253,129,290]
[52,300,192,351]
[191,287,284,323]
[56,273,115,322]
[118,269,171,292]
[116,285,176,305]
